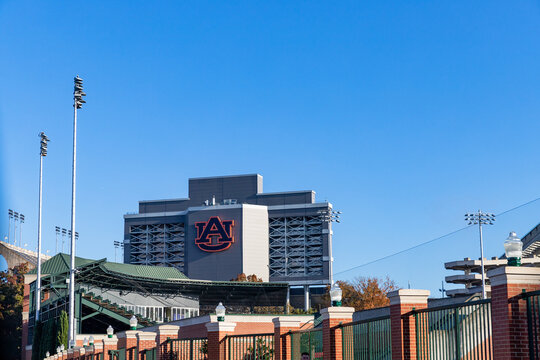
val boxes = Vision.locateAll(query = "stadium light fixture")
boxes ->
[69,339,75,349]
[330,283,343,307]
[216,302,226,321]
[60,344,65,352]
[464,210,495,300]
[89,336,94,346]
[83,337,88,347]
[46,352,50,357]
[504,231,523,266]
[107,325,114,338]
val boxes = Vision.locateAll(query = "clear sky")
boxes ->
[1,1,540,296]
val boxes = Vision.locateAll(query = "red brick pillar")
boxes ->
[137,331,157,359]
[272,318,303,360]
[156,325,179,360]
[388,289,430,360]
[102,336,118,359]
[117,330,139,349]
[488,266,540,360]
[321,306,355,360]
[206,322,236,360]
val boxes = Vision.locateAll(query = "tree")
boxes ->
[327,276,398,311]
[56,310,68,350]
[0,263,28,360]
[230,273,263,282]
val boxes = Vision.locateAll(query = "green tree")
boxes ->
[0,263,28,360]
[56,311,68,350]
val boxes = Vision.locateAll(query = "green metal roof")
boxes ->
[102,262,188,280]
[33,253,288,307]
[27,253,96,275]
[28,253,188,280]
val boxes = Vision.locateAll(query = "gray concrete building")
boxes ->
[123,174,335,310]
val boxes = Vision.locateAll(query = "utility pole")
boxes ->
[35,132,49,322]
[465,210,495,300]
[68,75,86,348]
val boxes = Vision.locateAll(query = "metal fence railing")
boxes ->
[341,316,391,360]
[413,299,492,360]
[108,347,138,360]
[290,328,323,360]
[140,348,156,360]
[168,338,208,360]
[523,289,540,360]
[226,333,274,360]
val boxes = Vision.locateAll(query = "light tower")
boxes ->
[465,210,495,299]
[35,131,50,322]
[68,75,86,347]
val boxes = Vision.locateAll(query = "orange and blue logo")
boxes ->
[195,216,235,252]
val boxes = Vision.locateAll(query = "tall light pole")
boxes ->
[68,75,86,347]
[318,207,341,285]
[19,214,25,247]
[114,241,124,262]
[465,210,495,299]
[35,132,49,322]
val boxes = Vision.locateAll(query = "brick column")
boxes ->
[137,331,157,359]
[272,318,302,360]
[117,330,139,349]
[388,289,430,360]
[156,325,179,360]
[102,336,118,359]
[67,348,74,359]
[321,306,355,360]
[488,266,540,360]
[206,322,236,360]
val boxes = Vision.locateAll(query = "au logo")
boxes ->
[195,216,235,252]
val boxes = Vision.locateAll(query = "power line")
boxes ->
[334,196,540,277]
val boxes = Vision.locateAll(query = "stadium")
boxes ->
[123,174,336,310]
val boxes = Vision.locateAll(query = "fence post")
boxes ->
[93,341,104,360]
[321,306,355,360]
[156,325,179,360]
[102,335,119,359]
[273,318,302,360]
[488,266,540,360]
[206,321,236,360]
[388,289,430,360]
[137,332,157,360]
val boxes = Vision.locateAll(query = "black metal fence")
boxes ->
[524,289,540,360]
[168,338,208,360]
[341,316,391,360]
[289,328,323,360]
[226,333,274,360]
[413,299,492,360]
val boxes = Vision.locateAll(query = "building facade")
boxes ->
[123,174,334,308]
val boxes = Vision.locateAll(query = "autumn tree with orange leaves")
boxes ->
[0,263,29,360]
[326,276,398,311]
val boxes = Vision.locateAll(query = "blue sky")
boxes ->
[1,1,540,296]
